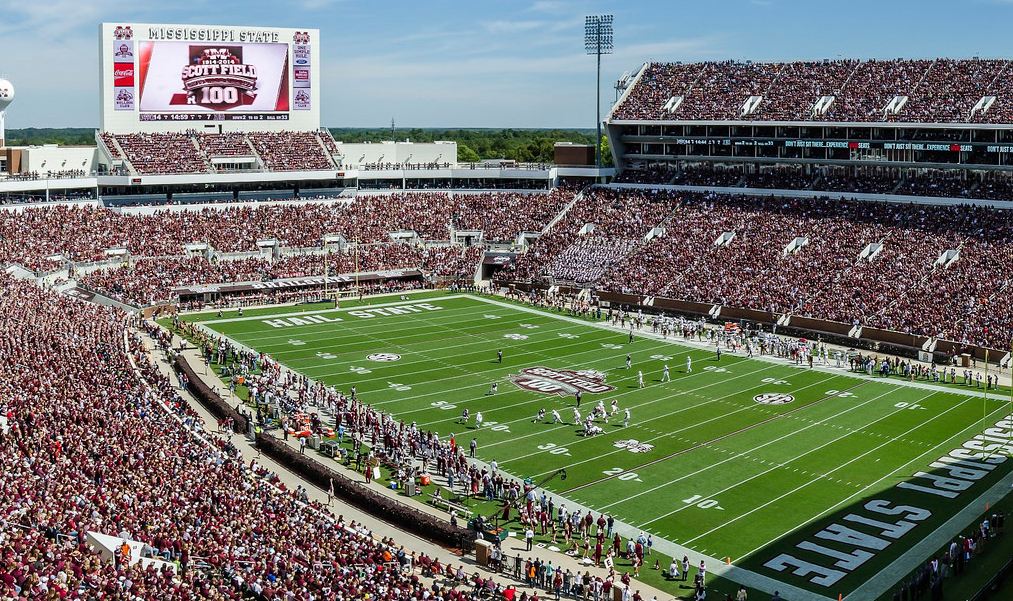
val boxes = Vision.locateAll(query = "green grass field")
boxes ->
[186,292,1013,600]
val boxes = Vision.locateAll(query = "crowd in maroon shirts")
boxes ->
[506,189,1013,349]
[114,133,210,175]
[0,273,507,599]
[105,131,340,174]
[76,242,487,306]
[0,191,573,272]
[614,163,1013,201]
[613,58,1013,123]
[248,131,337,171]
[196,133,255,158]
[509,188,672,283]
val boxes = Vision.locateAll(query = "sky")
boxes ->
[2,0,1013,129]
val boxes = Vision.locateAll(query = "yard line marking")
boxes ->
[555,379,870,492]
[634,388,940,527]
[681,393,979,546]
[748,401,1012,558]
[514,371,856,477]
[481,361,820,453]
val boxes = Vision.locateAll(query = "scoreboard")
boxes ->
[99,23,320,133]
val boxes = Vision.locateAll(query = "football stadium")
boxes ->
[2,6,1013,601]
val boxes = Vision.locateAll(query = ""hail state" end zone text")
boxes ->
[261,303,443,328]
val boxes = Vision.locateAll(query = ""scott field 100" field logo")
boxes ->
[510,366,615,396]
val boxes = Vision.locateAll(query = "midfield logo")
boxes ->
[510,366,615,396]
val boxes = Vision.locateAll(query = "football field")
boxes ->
[189,292,1013,600]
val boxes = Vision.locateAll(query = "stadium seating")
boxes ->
[507,189,1013,350]
[195,132,255,158]
[114,133,210,175]
[4,183,1013,346]
[0,273,496,599]
[247,131,336,171]
[614,163,1013,202]
[613,58,1013,123]
[104,130,339,174]
[0,192,571,271]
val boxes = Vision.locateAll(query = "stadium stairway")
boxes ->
[315,132,342,169]
[85,531,178,575]
[540,188,586,234]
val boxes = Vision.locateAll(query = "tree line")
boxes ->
[329,128,606,164]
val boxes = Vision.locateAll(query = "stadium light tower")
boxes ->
[585,15,613,168]
[0,79,14,149]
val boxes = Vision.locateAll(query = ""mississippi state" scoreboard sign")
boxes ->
[99,23,320,133]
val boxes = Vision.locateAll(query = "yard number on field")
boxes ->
[603,467,642,482]
[482,420,511,433]
[537,442,572,456]
[825,389,856,398]
[682,494,725,511]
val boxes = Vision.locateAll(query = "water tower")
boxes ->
[0,79,14,148]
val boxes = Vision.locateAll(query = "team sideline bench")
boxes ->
[430,492,473,520]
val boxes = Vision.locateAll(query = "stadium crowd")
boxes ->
[248,131,336,171]
[0,273,510,600]
[75,243,486,306]
[613,58,1013,123]
[507,189,1013,350]
[103,131,339,174]
[614,163,1013,201]
[0,191,571,271]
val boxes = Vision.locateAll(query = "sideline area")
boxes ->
[164,288,1013,601]
[139,317,696,601]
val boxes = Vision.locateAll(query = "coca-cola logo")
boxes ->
[510,366,615,396]
[113,63,135,87]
